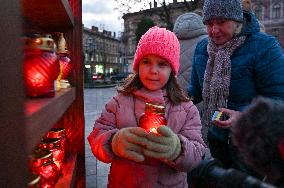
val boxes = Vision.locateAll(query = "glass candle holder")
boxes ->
[29,149,60,187]
[45,128,67,160]
[139,103,167,166]
[23,34,60,97]
[139,103,167,134]
[56,32,72,89]
[58,53,72,80]
[39,138,65,173]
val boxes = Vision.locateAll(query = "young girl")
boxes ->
[88,26,206,188]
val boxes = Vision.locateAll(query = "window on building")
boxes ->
[255,5,263,20]
[272,3,281,19]
[99,54,102,62]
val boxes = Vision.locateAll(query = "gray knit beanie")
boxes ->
[203,0,243,23]
[173,13,207,39]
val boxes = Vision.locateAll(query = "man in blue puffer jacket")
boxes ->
[188,0,284,176]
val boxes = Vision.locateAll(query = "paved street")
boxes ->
[84,87,117,188]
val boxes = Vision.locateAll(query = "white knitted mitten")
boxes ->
[111,127,148,162]
[143,126,181,161]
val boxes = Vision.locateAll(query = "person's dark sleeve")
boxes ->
[188,48,203,104]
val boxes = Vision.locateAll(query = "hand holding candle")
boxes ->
[143,126,181,161]
[111,127,149,162]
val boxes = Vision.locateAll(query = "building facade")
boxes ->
[252,0,284,48]
[83,26,123,83]
[122,1,200,70]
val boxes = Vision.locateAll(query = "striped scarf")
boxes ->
[202,36,246,127]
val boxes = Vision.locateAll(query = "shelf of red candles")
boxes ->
[28,127,77,187]
[25,87,75,153]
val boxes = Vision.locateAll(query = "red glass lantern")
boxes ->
[58,54,72,79]
[139,102,167,166]
[45,128,68,160]
[39,138,65,173]
[23,34,60,97]
[57,33,72,80]
[28,173,41,188]
[29,149,60,187]
[139,103,167,134]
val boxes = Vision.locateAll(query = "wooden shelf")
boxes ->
[56,154,77,188]
[21,0,74,31]
[25,88,76,152]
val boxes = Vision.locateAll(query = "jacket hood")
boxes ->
[240,11,260,35]
[173,13,207,40]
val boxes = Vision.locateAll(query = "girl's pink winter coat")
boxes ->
[88,88,206,188]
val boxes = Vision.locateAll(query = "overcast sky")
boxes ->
[82,0,182,35]
[82,0,123,35]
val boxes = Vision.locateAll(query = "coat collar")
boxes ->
[132,87,167,105]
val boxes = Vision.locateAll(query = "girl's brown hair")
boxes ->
[117,73,190,105]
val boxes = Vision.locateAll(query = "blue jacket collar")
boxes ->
[239,11,260,35]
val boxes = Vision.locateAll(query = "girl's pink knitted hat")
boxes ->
[133,26,180,75]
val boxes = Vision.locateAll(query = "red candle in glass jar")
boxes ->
[58,53,72,79]
[139,103,167,134]
[57,32,72,80]
[45,128,67,160]
[39,138,65,173]
[29,149,60,187]
[23,34,60,97]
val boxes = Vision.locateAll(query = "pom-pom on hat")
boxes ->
[203,0,243,24]
[133,26,180,75]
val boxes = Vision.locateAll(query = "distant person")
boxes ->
[232,97,284,187]
[88,26,206,188]
[188,0,284,175]
[173,12,208,92]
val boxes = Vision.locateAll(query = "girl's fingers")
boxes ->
[127,132,149,146]
[143,149,168,159]
[147,133,171,144]
[124,150,145,162]
[144,140,170,152]
[157,126,172,137]
[129,127,148,137]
